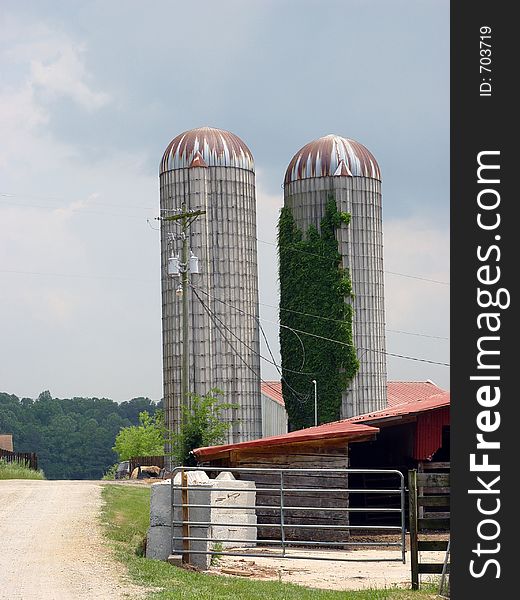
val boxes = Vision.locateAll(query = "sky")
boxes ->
[0,0,450,402]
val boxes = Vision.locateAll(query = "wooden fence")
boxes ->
[409,466,450,589]
[0,448,38,471]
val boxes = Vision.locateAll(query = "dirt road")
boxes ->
[0,480,141,600]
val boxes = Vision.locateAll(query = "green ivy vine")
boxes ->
[278,195,359,430]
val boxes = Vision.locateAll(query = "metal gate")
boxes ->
[170,466,406,564]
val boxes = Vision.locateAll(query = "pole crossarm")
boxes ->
[162,210,206,222]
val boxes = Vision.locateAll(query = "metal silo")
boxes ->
[159,126,262,444]
[283,134,387,417]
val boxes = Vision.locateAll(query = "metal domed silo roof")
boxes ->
[284,134,381,185]
[160,126,254,174]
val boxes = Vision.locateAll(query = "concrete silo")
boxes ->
[159,126,262,443]
[283,134,387,418]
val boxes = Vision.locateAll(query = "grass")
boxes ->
[100,484,438,600]
[0,458,45,480]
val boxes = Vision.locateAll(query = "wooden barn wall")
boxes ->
[203,443,350,543]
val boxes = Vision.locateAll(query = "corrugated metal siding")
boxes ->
[284,173,387,418]
[414,407,450,460]
[261,392,288,437]
[160,130,262,444]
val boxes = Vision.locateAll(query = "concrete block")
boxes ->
[211,477,257,547]
[172,525,211,570]
[214,471,235,481]
[172,470,210,486]
[150,479,172,527]
[146,525,171,561]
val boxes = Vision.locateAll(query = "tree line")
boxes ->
[0,390,162,479]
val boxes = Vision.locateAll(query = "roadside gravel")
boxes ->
[0,480,143,600]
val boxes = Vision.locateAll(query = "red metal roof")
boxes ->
[387,381,445,407]
[260,380,447,409]
[346,392,450,425]
[261,381,284,406]
[195,382,450,460]
[194,420,379,459]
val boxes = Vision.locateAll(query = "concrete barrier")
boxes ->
[146,470,257,569]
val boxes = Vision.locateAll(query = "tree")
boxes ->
[112,410,165,461]
[169,389,236,466]
[0,391,161,479]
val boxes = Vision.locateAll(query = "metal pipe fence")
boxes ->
[170,466,406,564]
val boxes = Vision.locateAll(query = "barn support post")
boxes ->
[409,469,419,589]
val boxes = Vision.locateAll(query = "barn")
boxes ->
[193,381,450,540]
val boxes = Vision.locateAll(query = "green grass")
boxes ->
[0,458,45,480]
[100,484,437,600]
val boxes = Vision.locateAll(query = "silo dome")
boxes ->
[160,126,254,174]
[284,134,381,185]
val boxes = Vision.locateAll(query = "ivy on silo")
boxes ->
[278,196,359,430]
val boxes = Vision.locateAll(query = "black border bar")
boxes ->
[451,2,515,597]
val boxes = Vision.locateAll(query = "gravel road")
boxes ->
[0,480,142,600]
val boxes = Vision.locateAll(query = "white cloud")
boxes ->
[30,43,110,111]
[383,217,450,387]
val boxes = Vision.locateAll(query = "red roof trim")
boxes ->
[194,421,378,459]
[346,392,450,424]
[261,381,284,406]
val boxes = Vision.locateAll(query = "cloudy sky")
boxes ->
[0,0,449,402]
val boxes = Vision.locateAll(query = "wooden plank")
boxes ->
[423,511,450,519]
[422,486,450,495]
[408,470,419,590]
[418,563,450,574]
[236,451,348,462]
[416,473,450,487]
[418,540,450,551]
[421,462,450,470]
[418,518,450,530]
[235,445,349,459]
[417,496,450,507]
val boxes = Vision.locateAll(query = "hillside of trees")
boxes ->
[0,391,162,479]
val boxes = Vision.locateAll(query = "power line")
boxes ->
[191,285,450,368]
[0,198,148,220]
[258,300,448,341]
[257,237,450,286]
[256,310,311,405]
[192,287,310,404]
[385,328,448,341]
[0,268,155,283]
[0,192,154,210]
[1,192,448,287]
[0,268,449,342]
[191,287,314,377]
[384,271,449,286]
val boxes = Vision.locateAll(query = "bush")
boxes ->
[102,463,119,480]
[113,410,165,461]
[0,458,45,480]
[169,389,237,466]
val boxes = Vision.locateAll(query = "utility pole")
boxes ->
[162,206,205,414]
